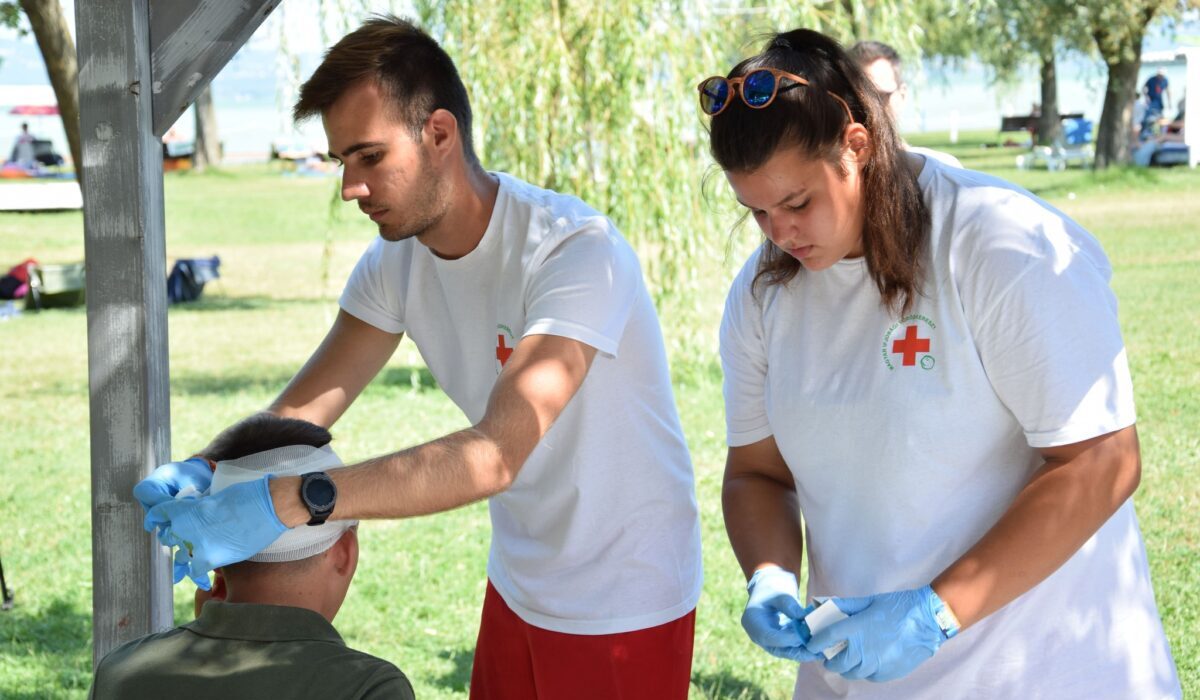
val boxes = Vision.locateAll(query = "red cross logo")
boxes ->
[891,325,930,367]
[495,334,513,367]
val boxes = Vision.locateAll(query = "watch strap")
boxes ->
[929,589,961,639]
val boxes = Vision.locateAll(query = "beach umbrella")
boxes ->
[9,105,59,116]
[8,105,59,137]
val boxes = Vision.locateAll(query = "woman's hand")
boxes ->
[742,566,820,662]
[805,585,958,682]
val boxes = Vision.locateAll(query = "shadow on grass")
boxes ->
[0,596,92,695]
[432,646,473,693]
[690,671,773,700]
[168,295,329,312]
[170,368,298,396]
[170,365,439,397]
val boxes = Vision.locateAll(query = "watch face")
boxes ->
[304,476,336,510]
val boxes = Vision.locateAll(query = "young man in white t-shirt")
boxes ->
[134,16,702,700]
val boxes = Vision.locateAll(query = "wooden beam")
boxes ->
[150,0,282,137]
[76,0,174,666]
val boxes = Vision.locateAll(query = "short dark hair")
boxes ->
[848,40,902,80]
[293,14,478,165]
[205,413,332,462]
[708,29,929,315]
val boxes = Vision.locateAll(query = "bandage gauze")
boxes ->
[210,444,357,562]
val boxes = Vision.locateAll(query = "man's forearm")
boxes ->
[269,332,593,526]
[270,425,518,527]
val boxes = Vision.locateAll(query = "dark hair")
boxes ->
[708,29,929,315]
[205,413,332,462]
[293,14,478,166]
[848,40,903,82]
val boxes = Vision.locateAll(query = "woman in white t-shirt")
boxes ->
[700,28,1181,698]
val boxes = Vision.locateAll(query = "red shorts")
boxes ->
[469,580,695,700]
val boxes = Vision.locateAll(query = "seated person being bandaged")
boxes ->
[89,414,414,700]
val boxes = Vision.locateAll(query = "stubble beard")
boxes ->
[377,156,449,243]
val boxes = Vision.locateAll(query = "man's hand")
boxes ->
[132,458,213,514]
[742,566,820,663]
[144,476,287,587]
[804,585,957,682]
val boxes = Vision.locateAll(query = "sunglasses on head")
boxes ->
[697,68,855,124]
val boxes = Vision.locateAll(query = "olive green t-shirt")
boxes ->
[89,601,413,699]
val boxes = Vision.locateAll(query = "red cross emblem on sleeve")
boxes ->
[891,325,930,367]
[496,334,514,367]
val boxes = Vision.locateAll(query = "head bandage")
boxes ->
[210,444,357,563]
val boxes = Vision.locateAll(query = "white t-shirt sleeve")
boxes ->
[958,198,1136,448]
[338,238,407,334]
[720,251,773,447]
[521,223,639,357]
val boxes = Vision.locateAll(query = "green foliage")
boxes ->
[1080,0,1197,66]
[408,0,930,277]
[920,0,1093,80]
[405,0,930,372]
[0,0,22,68]
[0,1,20,29]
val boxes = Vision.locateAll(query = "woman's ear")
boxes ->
[844,122,872,170]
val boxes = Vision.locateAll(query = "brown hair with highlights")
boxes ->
[708,28,929,315]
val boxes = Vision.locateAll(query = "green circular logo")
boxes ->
[920,355,935,370]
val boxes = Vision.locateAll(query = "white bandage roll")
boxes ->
[210,444,357,563]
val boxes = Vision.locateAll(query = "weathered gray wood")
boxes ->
[77,0,174,667]
[150,0,281,137]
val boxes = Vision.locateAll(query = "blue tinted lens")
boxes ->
[700,78,729,114]
[743,70,777,106]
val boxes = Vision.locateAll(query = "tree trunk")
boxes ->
[1094,57,1141,168]
[1091,6,1155,170]
[1037,54,1061,146]
[19,0,81,182]
[193,86,220,172]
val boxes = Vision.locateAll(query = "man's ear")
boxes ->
[329,527,358,578]
[843,122,872,171]
[423,108,459,163]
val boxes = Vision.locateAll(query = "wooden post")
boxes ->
[77,0,174,666]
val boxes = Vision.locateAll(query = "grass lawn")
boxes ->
[0,134,1197,698]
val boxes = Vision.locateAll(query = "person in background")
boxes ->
[11,122,36,169]
[847,40,962,167]
[700,27,1181,698]
[93,414,413,700]
[1132,90,1149,144]
[1142,68,1171,139]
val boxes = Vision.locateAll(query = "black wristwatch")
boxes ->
[299,471,337,526]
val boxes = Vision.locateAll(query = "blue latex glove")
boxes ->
[804,585,958,682]
[742,566,821,663]
[144,476,287,590]
[172,546,211,591]
[133,457,213,517]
